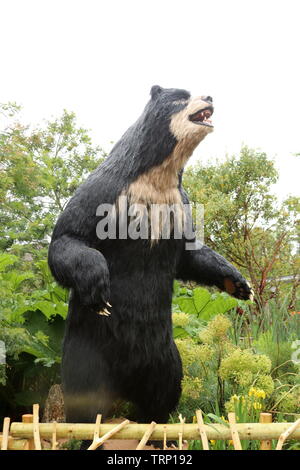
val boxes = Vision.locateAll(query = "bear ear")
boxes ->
[150,85,163,100]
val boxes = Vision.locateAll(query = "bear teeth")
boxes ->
[189,106,214,125]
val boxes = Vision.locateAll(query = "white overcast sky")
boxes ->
[1,0,299,199]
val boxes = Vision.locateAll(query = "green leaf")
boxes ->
[0,253,17,272]
[54,302,68,319]
[173,326,189,338]
[3,271,34,289]
[176,297,198,315]
[200,295,238,320]
[173,280,181,297]
[176,287,239,320]
[22,310,64,359]
[193,288,212,312]
[25,300,56,319]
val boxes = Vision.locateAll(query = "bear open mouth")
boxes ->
[189,106,214,127]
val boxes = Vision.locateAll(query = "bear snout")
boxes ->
[201,95,213,104]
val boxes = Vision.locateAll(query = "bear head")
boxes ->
[150,85,214,142]
[119,85,214,177]
[113,86,214,224]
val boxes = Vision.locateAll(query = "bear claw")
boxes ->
[98,308,111,316]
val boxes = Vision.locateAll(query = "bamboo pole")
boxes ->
[276,419,300,450]
[259,413,272,450]
[228,413,242,450]
[178,414,185,450]
[33,404,41,450]
[1,418,10,450]
[9,421,300,441]
[52,422,57,451]
[93,415,102,441]
[196,410,209,450]
[88,415,102,450]
[0,436,29,450]
[163,425,167,450]
[22,414,34,450]
[88,419,130,450]
[136,421,156,450]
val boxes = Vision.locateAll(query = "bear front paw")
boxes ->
[223,276,252,300]
[80,276,111,313]
[74,257,111,313]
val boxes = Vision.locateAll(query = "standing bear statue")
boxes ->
[48,85,251,429]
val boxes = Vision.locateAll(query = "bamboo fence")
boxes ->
[1,405,300,450]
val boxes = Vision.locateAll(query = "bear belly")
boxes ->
[64,239,181,367]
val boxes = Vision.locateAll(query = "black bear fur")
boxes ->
[48,86,251,430]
